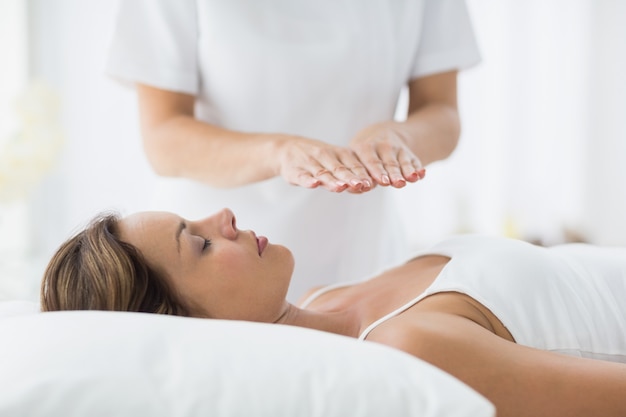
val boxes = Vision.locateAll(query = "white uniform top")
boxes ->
[302,235,626,363]
[106,0,481,300]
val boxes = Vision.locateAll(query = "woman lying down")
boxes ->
[41,208,626,417]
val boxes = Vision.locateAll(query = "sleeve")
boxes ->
[411,0,481,79]
[105,0,199,94]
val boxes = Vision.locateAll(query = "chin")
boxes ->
[279,248,295,287]
[273,244,294,262]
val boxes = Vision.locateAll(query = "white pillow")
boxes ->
[0,300,40,319]
[0,306,494,417]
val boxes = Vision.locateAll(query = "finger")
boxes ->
[397,149,423,183]
[359,156,390,187]
[331,165,370,192]
[360,140,404,187]
[379,157,405,188]
[292,168,346,191]
[312,167,351,192]
[350,146,390,187]
[346,180,378,194]
[294,171,322,188]
[338,152,375,191]
[315,150,369,192]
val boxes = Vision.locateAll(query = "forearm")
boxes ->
[142,114,285,188]
[137,84,375,192]
[394,70,461,167]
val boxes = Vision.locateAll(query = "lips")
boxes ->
[256,236,268,256]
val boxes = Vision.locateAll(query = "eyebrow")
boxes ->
[175,221,186,254]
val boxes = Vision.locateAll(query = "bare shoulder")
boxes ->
[364,311,465,357]
[364,308,507,360]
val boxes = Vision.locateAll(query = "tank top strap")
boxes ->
[357,290,434,341]
[298,281,359,308]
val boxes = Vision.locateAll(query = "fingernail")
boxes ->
[335,182,348,192]
[381,175,390,185]
[350,179,362,187]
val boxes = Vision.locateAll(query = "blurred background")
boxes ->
[1,0,625,300]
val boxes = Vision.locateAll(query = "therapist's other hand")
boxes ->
[350,122,426,188]
[276,136,374,193]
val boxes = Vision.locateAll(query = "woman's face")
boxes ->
[117,208,294,322]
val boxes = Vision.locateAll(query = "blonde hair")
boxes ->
[40,212,188,316]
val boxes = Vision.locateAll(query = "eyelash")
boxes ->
[202,238,212,252]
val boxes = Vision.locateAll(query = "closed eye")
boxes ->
[202,238,212,252]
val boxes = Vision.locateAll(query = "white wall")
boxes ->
[0,0,28,139]
[20,0,626,265]
[27,0,157,260]
[581,1,626,245]
[396,0,626,247]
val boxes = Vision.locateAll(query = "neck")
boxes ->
[274,303,362,338]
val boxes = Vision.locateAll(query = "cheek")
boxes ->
[207,248,259,290]
[217,247,254,271]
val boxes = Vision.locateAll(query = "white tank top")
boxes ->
[300,235,626,363]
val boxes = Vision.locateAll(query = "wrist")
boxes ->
[261,133,292,177]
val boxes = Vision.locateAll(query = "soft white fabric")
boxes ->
[302,235,626,362]
[0,306,494,417]
[106,0,481,301]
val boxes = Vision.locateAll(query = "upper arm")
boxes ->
[136,84,195,135]
[366,312,626,417]
[407,70,458,114]
[365,314,442,356]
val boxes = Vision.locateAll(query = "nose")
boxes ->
[195,208,237,239]
[220,208,238,239]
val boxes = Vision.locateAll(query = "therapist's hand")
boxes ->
[276,135,374,193]
[350,122,426,188]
